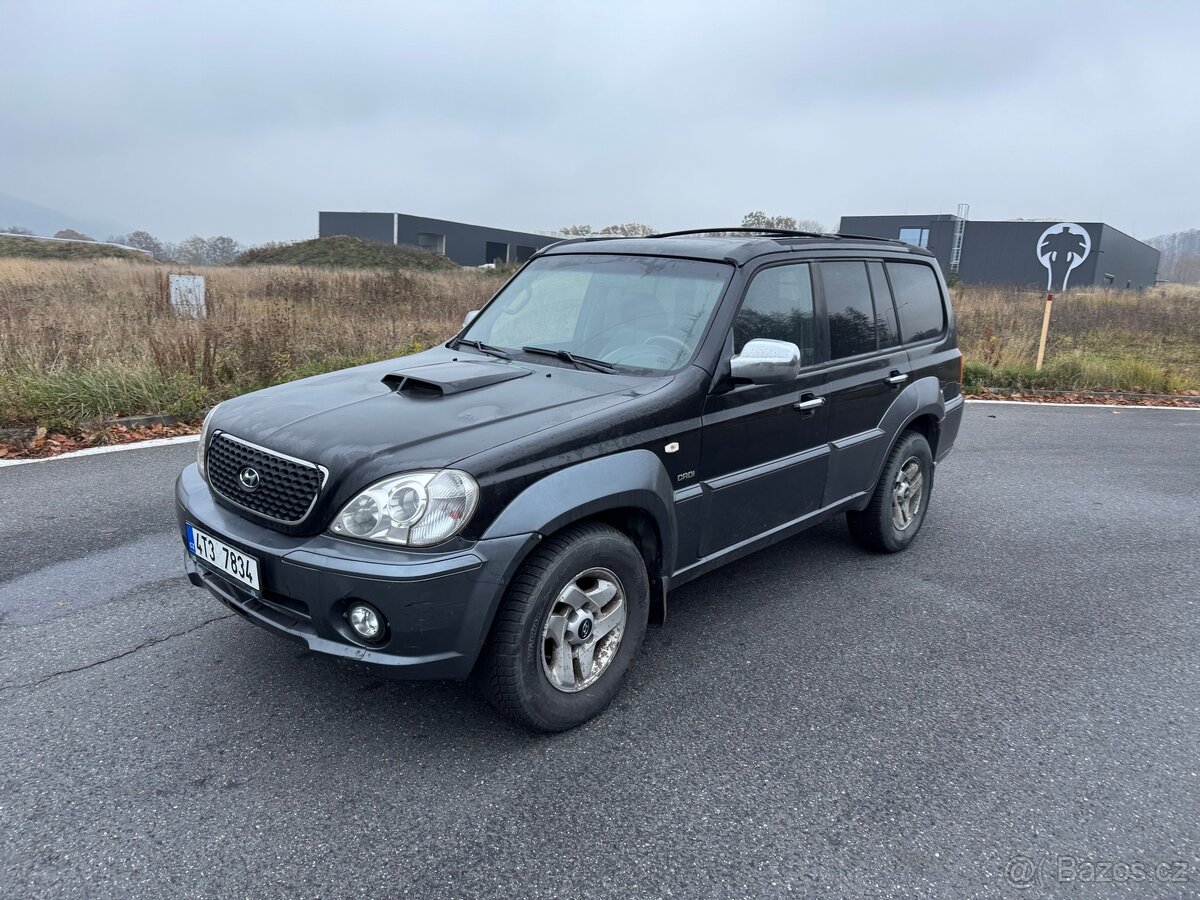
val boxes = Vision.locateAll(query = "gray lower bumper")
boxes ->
[176,464,537,679]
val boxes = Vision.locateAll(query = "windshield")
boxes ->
[460,254,732,374]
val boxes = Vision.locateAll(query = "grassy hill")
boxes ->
[0,235,151,262]
[235,235,459,270]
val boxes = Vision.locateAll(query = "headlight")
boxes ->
[329,470,479,547]
[196,404,221,481]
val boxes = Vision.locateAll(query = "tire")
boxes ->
[476,522,649,732]
[846,430,934,553]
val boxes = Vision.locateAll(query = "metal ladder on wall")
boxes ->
[949,203,968,275]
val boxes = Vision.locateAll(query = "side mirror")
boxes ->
[462,310,480,328]
[730,339,801,384]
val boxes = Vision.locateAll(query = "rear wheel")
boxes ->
[847,430,934,553]
[476,522,649,731]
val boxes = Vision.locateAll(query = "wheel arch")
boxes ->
[843,376,945,511]
[480,450,676,623]
[904,411,942,460]
[889,375,946,459]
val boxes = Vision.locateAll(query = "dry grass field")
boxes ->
[1,258,1197,432]
[0,259,500,431]
[954,283,1200,395]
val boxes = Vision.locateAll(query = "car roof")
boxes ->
[537,230,936,266]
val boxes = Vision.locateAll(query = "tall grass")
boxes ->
[954,284,1200,394]
[0,259,501,430]
[1,259,1196,431]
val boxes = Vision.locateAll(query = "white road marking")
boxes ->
[0,434,198,467]
[966,398,1199,411]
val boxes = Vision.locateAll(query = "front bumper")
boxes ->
[176,464,537,679]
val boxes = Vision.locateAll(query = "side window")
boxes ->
[868,262,900,349]
[733,263,815,364]
[822,261,876,359]
[887,262,946,343]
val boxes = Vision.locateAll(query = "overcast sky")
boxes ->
[3,1,1198,244]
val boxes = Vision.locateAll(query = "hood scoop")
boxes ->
[382,360,531,397]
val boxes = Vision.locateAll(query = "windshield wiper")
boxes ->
[521,346,615,373]
[450,338,511,360]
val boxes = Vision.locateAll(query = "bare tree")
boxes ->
[53,228,94,241]
[205,235,242,264]
[1147,228,1200,283]
[561,223,657,237]
[173,235,210,265]
[109,231,171,257]
[740,212,827,232]
[741,211,775,229]
[166,234,243,265]
[125,230,165,257]
[597,223,658,237]
[3,225,35,235]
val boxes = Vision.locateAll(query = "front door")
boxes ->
[697,262,830,558]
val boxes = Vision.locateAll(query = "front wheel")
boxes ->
[476,522,649,731]
[847,430,934,553]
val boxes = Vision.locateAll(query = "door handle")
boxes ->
[885,372,909,385]
[793,396,826,411]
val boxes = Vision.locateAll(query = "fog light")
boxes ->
[347,602,384,641]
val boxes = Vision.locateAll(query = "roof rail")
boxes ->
[539,235,628,249]
[834,232,906,244]
[647,227,827,239]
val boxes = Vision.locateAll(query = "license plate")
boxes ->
[186,523,261,592]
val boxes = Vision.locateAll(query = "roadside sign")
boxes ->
[169,274,206,317]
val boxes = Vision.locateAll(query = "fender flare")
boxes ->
[898,375,950,459]
[894,375,946,434]
[481,450,677,606]
[855,376,947,502]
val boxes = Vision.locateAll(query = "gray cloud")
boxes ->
[2,0,1197,243]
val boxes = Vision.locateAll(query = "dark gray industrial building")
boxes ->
[839,211,1160,290]
[318,211,562,267]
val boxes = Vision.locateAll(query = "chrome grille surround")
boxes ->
[206,432,327,525]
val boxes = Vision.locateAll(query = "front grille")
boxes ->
[206,432,325,524]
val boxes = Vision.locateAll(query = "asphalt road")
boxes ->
[1,404,1197,899]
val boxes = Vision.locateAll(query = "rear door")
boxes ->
[818,259,911,505]
[886,260,960,392]
[697,262,830,557]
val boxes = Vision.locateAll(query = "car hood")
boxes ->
[210,346,670,518]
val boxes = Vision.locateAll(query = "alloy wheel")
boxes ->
[540,567,627,693]
[891,456,924,532]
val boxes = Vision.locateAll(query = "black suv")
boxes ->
[177,229,964,730]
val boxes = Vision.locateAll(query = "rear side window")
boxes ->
[886,263,945,343]
[734,263,815,364]
[821,261,876,359]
